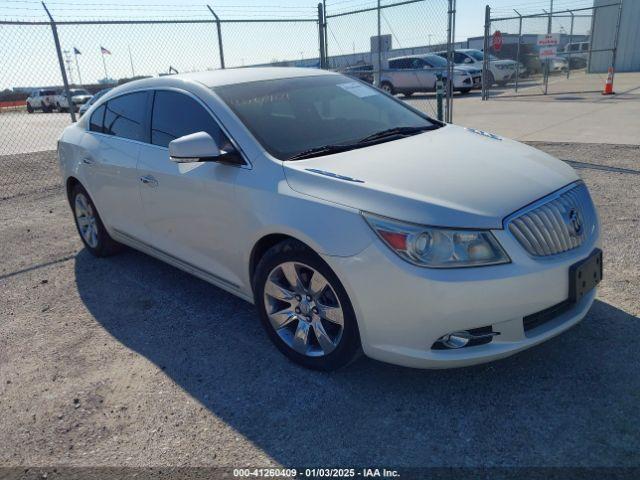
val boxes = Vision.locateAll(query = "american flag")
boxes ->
[100,46,111,55]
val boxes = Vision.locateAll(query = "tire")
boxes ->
[496,80,508,87]
[70,184,123,257]
[43,104,52,113]
[253,239,361,371]
[26,103,34,114]
[380,81,394,95]
[459,88,472,94]
[56,103,64,113]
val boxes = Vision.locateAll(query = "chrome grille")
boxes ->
[507,182,596,257]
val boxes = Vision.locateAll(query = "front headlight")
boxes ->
[496,64,510,70]
[363,213,510,268]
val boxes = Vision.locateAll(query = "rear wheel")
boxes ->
[56,103,64,113]
[253,240,360,371]
[26,103,34,113]
[459,88,472,94]
[71,184,123,257]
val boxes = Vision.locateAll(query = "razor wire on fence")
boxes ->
[482,2,623,100]
[0,0,455,200]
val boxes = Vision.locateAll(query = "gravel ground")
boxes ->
[0,143,639,471]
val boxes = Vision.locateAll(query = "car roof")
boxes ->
[110,67,339,95]
[388,54,439,61]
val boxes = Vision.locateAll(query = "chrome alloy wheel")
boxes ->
[263,262,345,357]
[74,193,99,248]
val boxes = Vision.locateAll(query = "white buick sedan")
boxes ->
[57,68,601,370]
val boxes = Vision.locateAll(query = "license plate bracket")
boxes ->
[569,249,602,303]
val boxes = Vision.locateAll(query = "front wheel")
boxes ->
[459,88,472,94]
[56,103,64,113]
[253,240,361,371]
[26,103,34,113]
[380,82,394,95]
[71,184,123,257]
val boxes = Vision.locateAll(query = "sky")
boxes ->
[0,0,596,89]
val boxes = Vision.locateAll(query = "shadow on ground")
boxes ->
[74,247,640,467]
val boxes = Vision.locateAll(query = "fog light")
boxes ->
[439,331,471,349]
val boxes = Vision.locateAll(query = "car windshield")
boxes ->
[214,74,436,160]
[467,50,484,61]
[42,90,56,96]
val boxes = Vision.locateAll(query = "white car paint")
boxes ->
[56,89,92,112]
[57,67,600,369]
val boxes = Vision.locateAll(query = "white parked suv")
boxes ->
[57,68,601,370]
[55,88,93,113]
[437,49,519,86]
[381,54,480,96]
[26,89,58,113]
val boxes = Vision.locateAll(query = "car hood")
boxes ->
[283,124,578,229]
[491,59,517,66]
[455,65,482,75]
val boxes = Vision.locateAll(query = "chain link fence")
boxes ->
[481,2,623,100]
[324,0,456,121]
[1,1,454,200]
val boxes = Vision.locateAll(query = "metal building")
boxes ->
[590,0,640,72]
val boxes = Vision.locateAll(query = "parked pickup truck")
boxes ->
[55,88,93,113]
[26,89,58,113]
[380,54,480,97]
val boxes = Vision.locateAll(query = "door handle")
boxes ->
[82,156,95,165]
[139,175,158,187]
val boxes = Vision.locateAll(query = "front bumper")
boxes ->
[322,224,600,369]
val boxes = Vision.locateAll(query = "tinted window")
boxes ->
[390,58,413,69]
[454,52,469,63]
[89,104,106,133]
[214,75,435,160]
[151,90,228,149]
[103,92,148,142]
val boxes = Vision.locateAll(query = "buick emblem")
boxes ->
[566,208,583,236]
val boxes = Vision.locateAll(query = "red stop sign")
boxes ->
[492,30,503,52]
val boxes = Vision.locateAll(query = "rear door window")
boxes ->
[89,104,106,133]
[103,91,149,142]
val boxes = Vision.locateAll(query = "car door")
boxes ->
[137,89,245,287]
[80,91,150,241]
[408,58,436,91]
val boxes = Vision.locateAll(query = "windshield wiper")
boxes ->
[287,143,358,161]
[286,125,437,161]
[357,125,435,144]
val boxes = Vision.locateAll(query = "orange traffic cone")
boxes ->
[602,67,615,95]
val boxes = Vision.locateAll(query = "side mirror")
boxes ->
[464,57,473,64]
[169,132,220,163]
[169,131,243,166]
